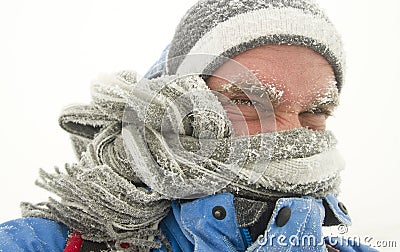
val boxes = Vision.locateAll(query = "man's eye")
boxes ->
[299,108,332,131]
[302,107,334,117]
[230,99,266,109]
[231,99,253,106]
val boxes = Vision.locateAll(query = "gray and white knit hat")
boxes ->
[148,0,345,91]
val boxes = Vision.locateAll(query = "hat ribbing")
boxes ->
[162,0,345,91]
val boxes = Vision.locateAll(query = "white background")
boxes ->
[0,0,399,250]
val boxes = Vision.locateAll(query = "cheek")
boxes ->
[224,105,260,119]
[222,105,276,135]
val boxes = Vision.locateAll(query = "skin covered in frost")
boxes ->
[206,44,339,135]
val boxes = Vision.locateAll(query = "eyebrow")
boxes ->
[212,83,242,94]
[213,82,267,95]
[307,90,339,113]
[212,81,340,110]
[316,87,339,104]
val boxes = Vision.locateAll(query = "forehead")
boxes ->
[206,44,338,108]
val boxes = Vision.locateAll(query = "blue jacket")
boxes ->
[0,193,378,252]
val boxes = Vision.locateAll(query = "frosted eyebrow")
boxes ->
[308,88,340,111]
[212,83,243,94]
[213,82,267,95]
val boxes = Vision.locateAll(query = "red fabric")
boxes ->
[63,231,83,252]
[326,244,340,252]
[119,242,131,249]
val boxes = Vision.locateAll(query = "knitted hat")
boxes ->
[148,0,344,91]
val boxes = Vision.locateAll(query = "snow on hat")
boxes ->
[161,0,345,91]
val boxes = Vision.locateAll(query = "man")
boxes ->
[0,0,377,251]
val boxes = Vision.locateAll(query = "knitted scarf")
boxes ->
[21,71,343,251]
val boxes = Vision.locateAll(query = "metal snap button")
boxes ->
[212,206,226,220]
[338,202,348,215]
[276,206,291,227]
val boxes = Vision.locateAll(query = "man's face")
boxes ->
[206,45,338,135]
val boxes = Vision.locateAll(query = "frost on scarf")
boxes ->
[21,71,343,251]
